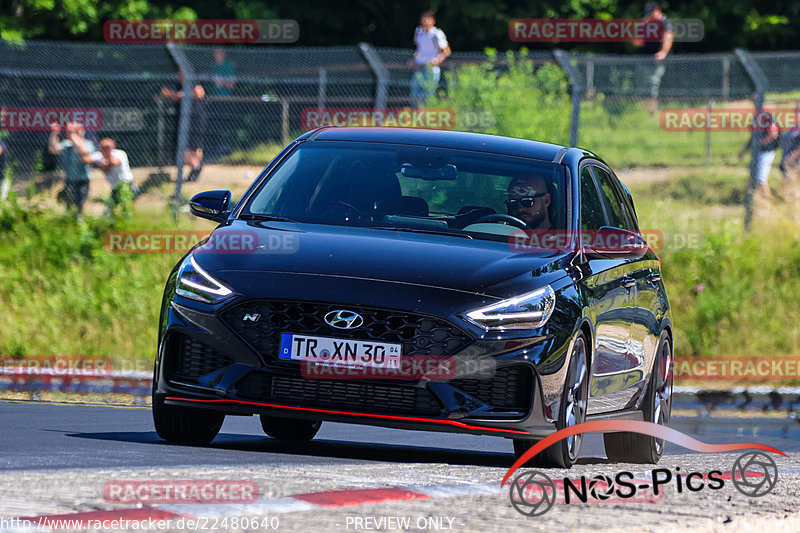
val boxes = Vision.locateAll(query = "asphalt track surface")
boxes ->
[2,401,799,532]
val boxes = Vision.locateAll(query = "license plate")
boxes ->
[279,333,402,369]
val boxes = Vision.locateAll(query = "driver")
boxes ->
[505,176,552,230]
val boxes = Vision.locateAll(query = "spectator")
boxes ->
[633,2,673,112]
[48,121,96,216]
[738,109,781,199]
[89,138,137,210]
[211,47,236,97]
[209,47,236,162]
[410,10,451,107]
[160,70,206,182]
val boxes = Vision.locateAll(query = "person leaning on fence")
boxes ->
[47,121,96,216]
[738,110,781,200]
[160,71,207,182]
[410,10,451,107]
[632,2,673,112]
[89,138,137,212]
[208,47,237,163]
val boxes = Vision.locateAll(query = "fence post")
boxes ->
[735,48,768,231]
[705,99,713,165]
[165,42,195,217]
[553,49,586,147]
[156,97,166,167]
[585,57,595,100]
[722,56,730,101]
[281,100,290,146]
[359,42,388,117]
[317,68,327,113]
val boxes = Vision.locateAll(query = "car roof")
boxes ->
[299,127,578,163]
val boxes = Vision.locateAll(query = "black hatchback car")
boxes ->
[153,127,673,468]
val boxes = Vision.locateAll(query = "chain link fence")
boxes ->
[1,40,798,217]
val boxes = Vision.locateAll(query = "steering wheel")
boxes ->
[473,213,528,229]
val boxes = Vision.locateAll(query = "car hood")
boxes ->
[194,221,568,297]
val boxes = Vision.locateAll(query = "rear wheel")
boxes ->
[604,332,673,464]
[513,331,589,468]
[260,415,321,441]
[152,394,225,445]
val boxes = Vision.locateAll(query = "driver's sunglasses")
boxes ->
[505,193,547,210]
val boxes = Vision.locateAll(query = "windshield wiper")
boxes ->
[238,213,297,222]
[371,226,474,239]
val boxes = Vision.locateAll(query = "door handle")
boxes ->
[620,276,636,289]
[647,272,661,284]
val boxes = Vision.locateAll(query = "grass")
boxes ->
[0,195,217,373]
[628,167,800,364]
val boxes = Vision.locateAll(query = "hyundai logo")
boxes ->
[324,310,364,330]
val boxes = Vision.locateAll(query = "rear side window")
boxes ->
[593,166,631,230]
[580,167,607,230]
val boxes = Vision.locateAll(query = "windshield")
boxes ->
[241,141,568,242]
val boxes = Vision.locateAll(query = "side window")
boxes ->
[593,166,631,230]
[580,166,607,230]
[618,184,640,232]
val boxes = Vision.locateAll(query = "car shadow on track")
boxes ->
[63,430,613,468]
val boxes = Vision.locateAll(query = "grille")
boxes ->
[221,300,473,360]
[236,373,442,415]
[172,335,235,380]
[449,365,532,411]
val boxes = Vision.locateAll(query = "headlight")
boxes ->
[175,255,233,304]
[464,285,556,331]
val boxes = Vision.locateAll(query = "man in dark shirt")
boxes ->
[633,2,674,112]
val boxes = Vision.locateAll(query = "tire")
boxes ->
[604,332,673,464]
[513,331,590,469]
[152,394,225,445]
[260,415,321,441]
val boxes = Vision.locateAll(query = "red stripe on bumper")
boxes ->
[165,396,530,435]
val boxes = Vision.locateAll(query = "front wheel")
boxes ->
[604,332,673,464]
[152,394,225,445]
[513,331,589,468]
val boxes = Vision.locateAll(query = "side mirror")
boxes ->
[581,226,649,259]
[189,190,231,222]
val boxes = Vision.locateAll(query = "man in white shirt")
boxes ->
[411,10,451,107]
[90,138,137,209]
